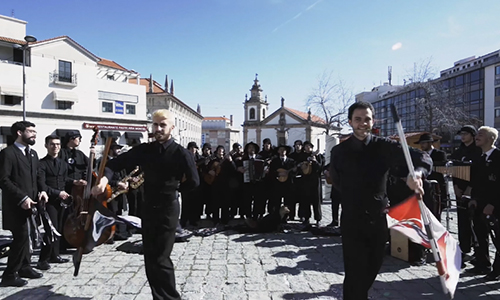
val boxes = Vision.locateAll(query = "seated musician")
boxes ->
[296,141,322,225]
[36,135,75,271]
[415,133,446,220]
[268,145,296,217]
[449,125,481,265]
[468,126,500,280]
[236,142,265,219]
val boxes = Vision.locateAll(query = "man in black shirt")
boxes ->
[449,125,481,263]
[330,102,432,300]
[92,109,199,300]
[37,135,75,270]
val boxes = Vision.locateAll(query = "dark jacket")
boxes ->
[269,156,296,185]
[449,142,481,190]
[471,148,500,212]
[0,144,40,230]
[59,147,89,181]
[330,135,432,219]
[105,140,199,205]
[38,155,73,204]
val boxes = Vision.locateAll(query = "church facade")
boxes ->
[242,76,338,154]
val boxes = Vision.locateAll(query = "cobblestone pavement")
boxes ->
[0,199,498,300]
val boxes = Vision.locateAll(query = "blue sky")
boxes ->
[2,0,500,128]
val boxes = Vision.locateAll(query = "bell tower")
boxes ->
[243,74,269,123]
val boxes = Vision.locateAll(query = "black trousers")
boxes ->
[472,206,492,269]
[180,187,200,226]
[269,182,294,215]
[142,197,181,300]
[297,177,322,221]
[457,205,473,254]
[2,219,31,278]
[330,188,341,225]
[341,213,388,300]
[39,203,61,262]
[241,182,263,218]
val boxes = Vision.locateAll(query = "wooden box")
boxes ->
[390,228,409,262]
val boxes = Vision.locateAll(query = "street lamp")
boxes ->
[16,35,37,121]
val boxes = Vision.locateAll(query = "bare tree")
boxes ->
[402,58,481,138]
[306,70,354,135]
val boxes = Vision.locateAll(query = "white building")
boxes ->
[202,116,240,150]
[242,76,337,154]
[132,76,203,148]
[0,15,147,154]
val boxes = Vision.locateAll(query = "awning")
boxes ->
[56,129,81,138]
[52,90,79,103]
[0,126,12,136]
[125,132,143,139]
[100,131,121,138]
[0,85,23,97]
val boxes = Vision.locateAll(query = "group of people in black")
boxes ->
[179,137,328,229]
[2,102,500,300]
[0,122,144,288]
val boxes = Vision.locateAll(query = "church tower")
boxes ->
[244,74,269,123]
[243,74,269,144]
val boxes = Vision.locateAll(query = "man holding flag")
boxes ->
[330,101,432,300]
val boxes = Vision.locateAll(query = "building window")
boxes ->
[496,109,500,118]
[262,109,266,118]
[496,66,500,75]
[57,101,73,110]
[107,75,115,80]
[249,108,256,119]
[3,95,22,106]
[126,104,136,115]
[102,101,113,113]
[58,60,72,83]
[496,87,500,97]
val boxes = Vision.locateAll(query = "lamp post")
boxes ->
[20,35,37,121]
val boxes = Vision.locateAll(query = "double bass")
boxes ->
[63,128,114,276]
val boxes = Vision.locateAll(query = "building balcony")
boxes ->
[49,71,77,87]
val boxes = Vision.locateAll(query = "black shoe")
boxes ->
[0,274,27,287]
[410,257,427,266]
[466,266,492,275]
[105,238,115,245]
[18,268,43,279]
[36,260,51,270]
[49,256,69,264]
[484,271,500,281]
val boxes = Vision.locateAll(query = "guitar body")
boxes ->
[276,168,289,183]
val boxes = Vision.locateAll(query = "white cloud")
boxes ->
[392,42,402,51]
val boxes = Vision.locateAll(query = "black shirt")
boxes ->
[59,147,89,181]
[330,134,432,219]
[105,140,199,205]
[449,142,481,190]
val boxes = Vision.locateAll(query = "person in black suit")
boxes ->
[92,109,199,300]
[36,135,78,270]
[0,121,48,287]
[450,125,482,264]
[416,133,447,220]
[468,126,500,280]
[296,141,322,225]
[330,102,432,300]
[268,145,296,215]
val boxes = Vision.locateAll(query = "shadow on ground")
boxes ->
[3,285,91,300]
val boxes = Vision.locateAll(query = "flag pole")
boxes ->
[390,104,449,296]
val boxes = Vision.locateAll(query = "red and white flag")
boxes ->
[387,194,462,298]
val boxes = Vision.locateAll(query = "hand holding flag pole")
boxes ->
[390,104,450,297]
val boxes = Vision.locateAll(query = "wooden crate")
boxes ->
[390,228,409,262]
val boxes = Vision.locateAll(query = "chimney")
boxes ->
[148,74,153,93]
[230,115,233,126]
[164,75,169,92]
